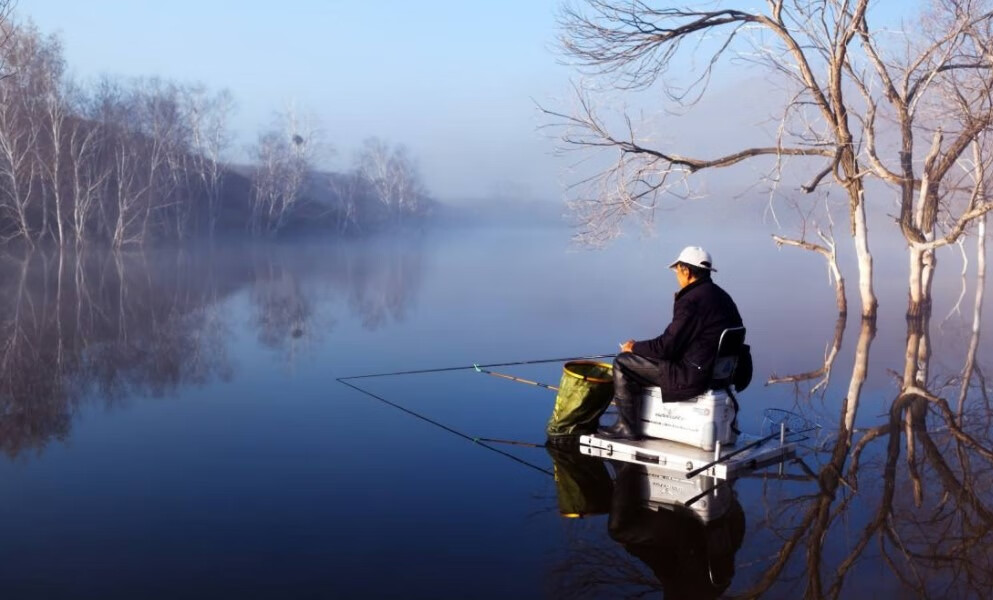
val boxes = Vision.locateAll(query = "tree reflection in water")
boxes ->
[5,235,993,596]
[746,298,993,597]
[0,248,234,458]
[547,297,993,598]
[0,238,425,460]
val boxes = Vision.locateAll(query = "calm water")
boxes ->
[0,224,990,598]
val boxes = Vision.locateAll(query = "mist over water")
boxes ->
[0,221,990,598]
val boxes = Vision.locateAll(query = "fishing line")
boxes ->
[337,377,553,476]
[338,353,616,381]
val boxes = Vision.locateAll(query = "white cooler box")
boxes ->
[640,387,737,451]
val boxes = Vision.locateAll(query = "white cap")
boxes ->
[668,246,716,272]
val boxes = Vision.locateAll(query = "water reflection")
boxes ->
[608,463,745,600]
[765,313,846,396]
[734,295,993,598]
[4,230,993,597]
[545,291,993,599]
[250,255,319,352]
[547,445,745,598]
[0,249,233,458]
[0,238,425,459]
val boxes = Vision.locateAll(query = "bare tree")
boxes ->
[357,137,425,223]
[865,1,993,321]
[766,313,846,395]
[548,1,993,321]
[772,197,847,315]
[327,171,365,233]
[0,10,416,246]
[39,77,75,246]
[131,77,191,243]
[183,85,233,237]
[66,102,107,248]
[249,106,320,236]
[0,22,54,244]
[950,140,989,421]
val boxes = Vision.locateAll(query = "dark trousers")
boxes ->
[608,352,665,429]
[613,352,664,403]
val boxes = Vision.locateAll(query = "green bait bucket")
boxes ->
[545,360,614,440]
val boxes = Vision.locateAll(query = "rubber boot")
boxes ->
[598,396,642,440]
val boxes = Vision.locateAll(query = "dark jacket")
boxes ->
[632,278,743,401]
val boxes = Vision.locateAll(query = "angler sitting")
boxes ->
[599,246,745,441]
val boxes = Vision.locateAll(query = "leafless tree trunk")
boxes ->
[184,85,232,237]
[110,134,150,248]
[549,0,993,323]
[0,74,39,243]
[548,1,881,317]
[772,229,846,316]
[328,171,363,233]
[958,212,985,420]
[41,90,67,245]
[357,137,424,224]
[68,118,105,248]
[0,105,38,243]
[250,106,320,236]
[958,139,989,419]
[766,313,846,395]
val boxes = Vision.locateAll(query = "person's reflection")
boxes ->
[609,462,745,599]
[548,445,746,599]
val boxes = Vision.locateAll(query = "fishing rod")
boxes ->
[684,409,820,479]
[338,353,616,381]
[336,377,554,477]
[684,479,729,508]
[473,364,559,391]
[685,423,819,479]
[684,455,817,507]
[474,437,547,448]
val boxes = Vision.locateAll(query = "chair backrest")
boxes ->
[710,326,746,389]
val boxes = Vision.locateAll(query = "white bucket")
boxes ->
[639,387,737,451]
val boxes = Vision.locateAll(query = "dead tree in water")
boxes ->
[547,0,993,323]
[547,1,880,318]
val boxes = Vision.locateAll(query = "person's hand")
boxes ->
[619,340,635,353]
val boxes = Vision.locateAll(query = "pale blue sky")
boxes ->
[25,1,571,201]
[22,1,914,204]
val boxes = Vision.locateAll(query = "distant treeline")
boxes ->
[0,19,433,247]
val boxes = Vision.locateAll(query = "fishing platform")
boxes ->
[579,432,798,480]
[556,327,808,481]
[577,385,802,479]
